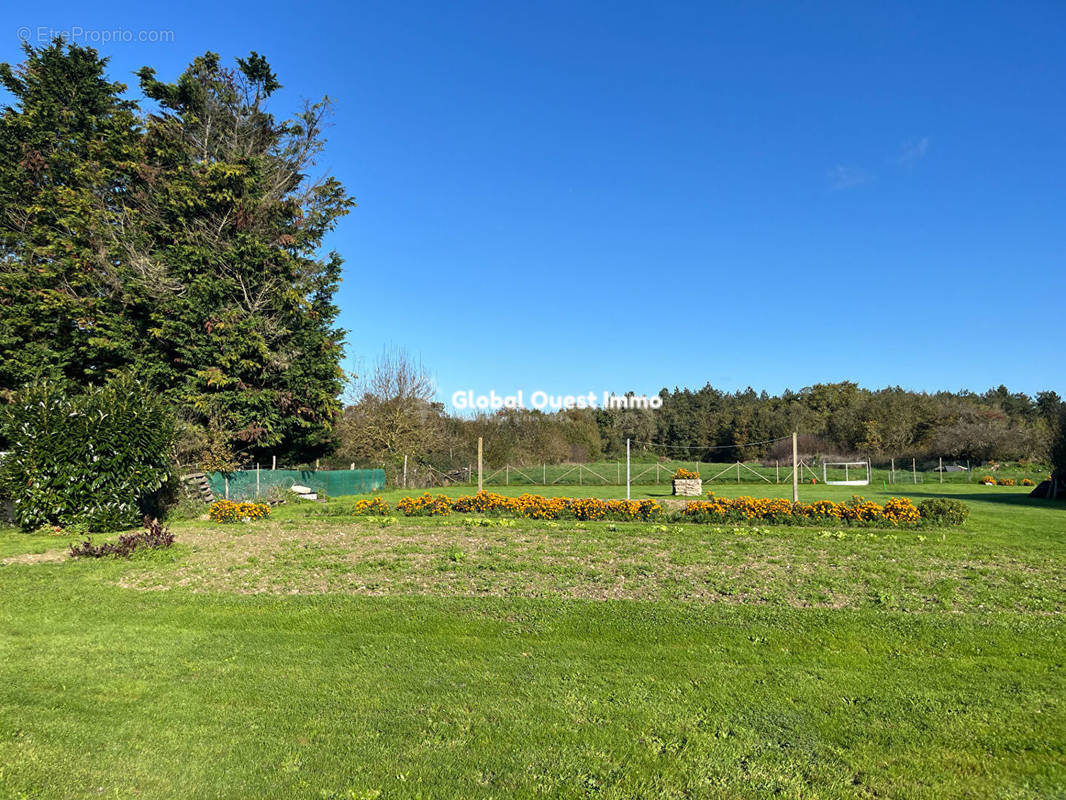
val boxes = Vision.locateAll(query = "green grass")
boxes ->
[1,484,1064,798]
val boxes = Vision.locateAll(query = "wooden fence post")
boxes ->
[792,432,799,502]
[477,438,483,493]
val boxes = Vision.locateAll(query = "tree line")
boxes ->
[333,353,1064,474]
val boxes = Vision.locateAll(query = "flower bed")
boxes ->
[352,497,390,515]
[390,492,960,528]
[208,500,272,523]
[681,494,925,526]
[399,492,663,521]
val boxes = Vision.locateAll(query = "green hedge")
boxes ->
[0,375,174,531]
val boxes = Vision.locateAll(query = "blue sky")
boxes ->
[3,0,1064,408]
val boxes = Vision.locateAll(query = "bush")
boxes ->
[979,475,996,484]
[69,517,175,558]
[0,375,174,532]
[1021,478,1035,486]
[917,498,969,527]
[996,478,1016,486]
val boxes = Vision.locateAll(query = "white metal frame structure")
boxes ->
[822,460,871,486]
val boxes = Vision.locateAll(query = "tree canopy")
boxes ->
[0,40,353,465]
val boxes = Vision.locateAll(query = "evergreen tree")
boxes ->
[0,41,354,463]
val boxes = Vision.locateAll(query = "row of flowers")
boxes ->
[682,495,924,525]
[673,469,700,480]
[208,500,272,523]
[397,492,664,521]
[980,476,1035,487]
[208,492,961,528]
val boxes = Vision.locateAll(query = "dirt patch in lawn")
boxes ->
[2,549,68,565]
[108,517,1066,614]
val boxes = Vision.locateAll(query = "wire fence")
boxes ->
[400,458,1050,489]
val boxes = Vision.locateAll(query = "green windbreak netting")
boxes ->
[207,469,386,500]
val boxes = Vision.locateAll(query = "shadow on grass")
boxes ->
[902,489,1066,509]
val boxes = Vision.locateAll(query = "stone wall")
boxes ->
[672,478,703,496]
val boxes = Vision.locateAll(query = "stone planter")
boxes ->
[672,478,703,496]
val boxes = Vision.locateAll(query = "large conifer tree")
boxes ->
[0,41,354,464]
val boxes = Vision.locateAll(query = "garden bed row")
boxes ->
[208,493,969,527]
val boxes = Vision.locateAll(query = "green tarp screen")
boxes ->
[207,469,386,500]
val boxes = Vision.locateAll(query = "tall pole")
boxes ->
[912,458,917,484]
[939,456,943,484]
[403,454,408,489]
[891,457,895,484]
[256,463,260,498]
[792,431,799,502]
[626,438,631,500]
[477,437,483,493]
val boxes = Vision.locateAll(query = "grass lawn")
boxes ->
[1,484,1064,798]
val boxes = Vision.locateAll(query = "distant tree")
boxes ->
[336,349,442,467]
[1051,407,1066,483]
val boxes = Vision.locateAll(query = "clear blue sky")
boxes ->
[3,0,1064,408]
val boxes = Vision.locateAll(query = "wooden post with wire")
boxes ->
[792,431,799,502]
[477,437,483,493]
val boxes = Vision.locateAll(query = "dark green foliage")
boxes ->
[918,498,970,527]
[0,41,353,465]
[1051,407,1066,481]
[69,516,174,558]
[0,375,174,531]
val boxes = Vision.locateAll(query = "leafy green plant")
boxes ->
[0,375,174,531]
[917,498,970,527]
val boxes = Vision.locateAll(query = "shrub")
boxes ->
[208,500,271,523]
[673,469,700,480]
[1021,478,1035,486]
[69,517,175,558]
[917,498,969,527]
[0,375,174,532]
[979,475,996,485]
[996,478,1015,486]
